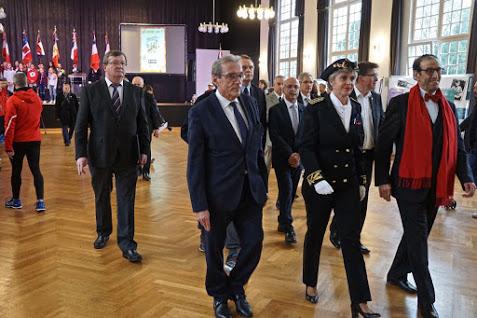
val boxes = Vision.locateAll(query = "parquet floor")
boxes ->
[0,129,476,318]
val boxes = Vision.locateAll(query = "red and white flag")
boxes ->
[2,32,11,63]
[71,29,78,65]
[36,30,46,56]
[52,26,60,67]
[104,33,110,54]
[90,32,100,71]
[21,31,33,64]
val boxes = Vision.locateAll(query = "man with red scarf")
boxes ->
[375,54,475,318]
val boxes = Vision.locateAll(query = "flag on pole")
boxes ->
[104,33,110,54]
[21,31,33,64]
[71,28,78,65]
[2,31,11,63]
[90,32,100,71]
[36,30,45,56]
[52,26,60,67]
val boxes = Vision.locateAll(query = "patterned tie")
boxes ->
[230,101,248,146]
[291,104,299,134]
[111,83,121,114]
[243,87,250,95]
[424,92,440,103]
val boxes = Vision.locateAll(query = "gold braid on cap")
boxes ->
[307,170,324,186]
[332,60,359,71]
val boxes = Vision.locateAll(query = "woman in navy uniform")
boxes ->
[301,59,380,318]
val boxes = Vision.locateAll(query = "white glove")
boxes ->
[359,185,366,201]
[314,180,334,195]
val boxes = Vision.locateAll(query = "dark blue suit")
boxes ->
[269,100,305,230]
[187,92,267,299]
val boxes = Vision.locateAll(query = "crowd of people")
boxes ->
[2,50,477,318]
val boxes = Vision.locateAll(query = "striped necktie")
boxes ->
[111,83,121,114]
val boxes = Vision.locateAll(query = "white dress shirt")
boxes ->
[419,87,439,124]
[215,90,248,143]
[330,92,352,133]
[354,87,374,149]
[284,98,299,134]
[300,91,311,107]
[274,91,283,101]
[105,77,124,104]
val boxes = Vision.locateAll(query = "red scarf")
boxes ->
[398,85,457,206]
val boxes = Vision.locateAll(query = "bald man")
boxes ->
[268,77,305,244]
[131,76,161,181]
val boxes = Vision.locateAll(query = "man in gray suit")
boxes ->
[75,50,150,263]
[264,75,284,195]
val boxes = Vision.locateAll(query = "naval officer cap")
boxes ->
[320,58,359,82]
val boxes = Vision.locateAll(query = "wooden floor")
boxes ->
[0,130,476,318]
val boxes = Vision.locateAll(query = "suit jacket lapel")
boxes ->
[100,80,117,117]
[279,101,295,135]
[210,94,243,148]
[120,81,132,120]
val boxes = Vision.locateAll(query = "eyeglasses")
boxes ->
[362,73,378,79]
[222,72,244,81]
[418,67,444,75]
[107,61,127,66]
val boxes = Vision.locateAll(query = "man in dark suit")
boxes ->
[75,50,150,263]
[187,55,267,318]
[131,76,161,181]
[375,54,475,318]
[240,55,267,147]
[297,72,316,107]
[329,62,384,254]
[269,77,304,244]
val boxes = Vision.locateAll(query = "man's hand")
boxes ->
[153,129,160,137]
[138,154,147,166]
[196,210,211,231]
[379,184,392,201]
[463,182,476,198]
[359,185,366,201]
[6,151,14,160]
[76,157,88,175]
[288,153,300,168]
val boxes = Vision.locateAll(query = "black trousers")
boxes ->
[205,180,263,299]
[387,188,438,305]
[0,116,4,135]
[10,141,44,199]
[89,165,138,252]
[302,181,371,303]
[274,165,302,230]
[143,132,153,175]
[330,150,374,237]
[61,125,74,145]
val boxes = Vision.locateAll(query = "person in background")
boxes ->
[55,83,79,146]
[297,72,316,107]
[3,63,16,94]
[131,76,162,181]
[87,67,102,83]
[258,79,268,92]
[0,79,8,143]
[47,67,58,103]
[26,63,38,90]
[56,64,67,94]
[37,64,48,100]
[3,72,46,212]
[318,82,328,97]
[144,84,170,131]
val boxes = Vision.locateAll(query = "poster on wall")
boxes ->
[388,74,474,121]
[140,27,166,73]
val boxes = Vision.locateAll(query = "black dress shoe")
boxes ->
[351,303,381,318]
[329,231,341,249]
[285,229,297,244]
[93,235,109,249]
[305,286,319,304]
[231,294,253,317]
[418,303,439,318]
[213,298,232,318]
[387,277,417,294]
[143,172,151,181]
[359,243,370,254]
[122,249,143,263]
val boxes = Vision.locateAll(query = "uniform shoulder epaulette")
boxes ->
[308,97,325,105]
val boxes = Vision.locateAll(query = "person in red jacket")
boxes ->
[26,63,39,90]
[3,72,45,212]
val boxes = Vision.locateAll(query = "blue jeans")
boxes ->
[468,153,477,181]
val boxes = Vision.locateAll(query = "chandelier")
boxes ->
[237,3,275,20]
[198,0,229,34]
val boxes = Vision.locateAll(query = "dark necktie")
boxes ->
[111,83,121,114]
[424,92,440,103]
[230,101,248,146]
[279,96,283,102]
[243,87,250,95]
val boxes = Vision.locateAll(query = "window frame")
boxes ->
[276,0,299,77]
